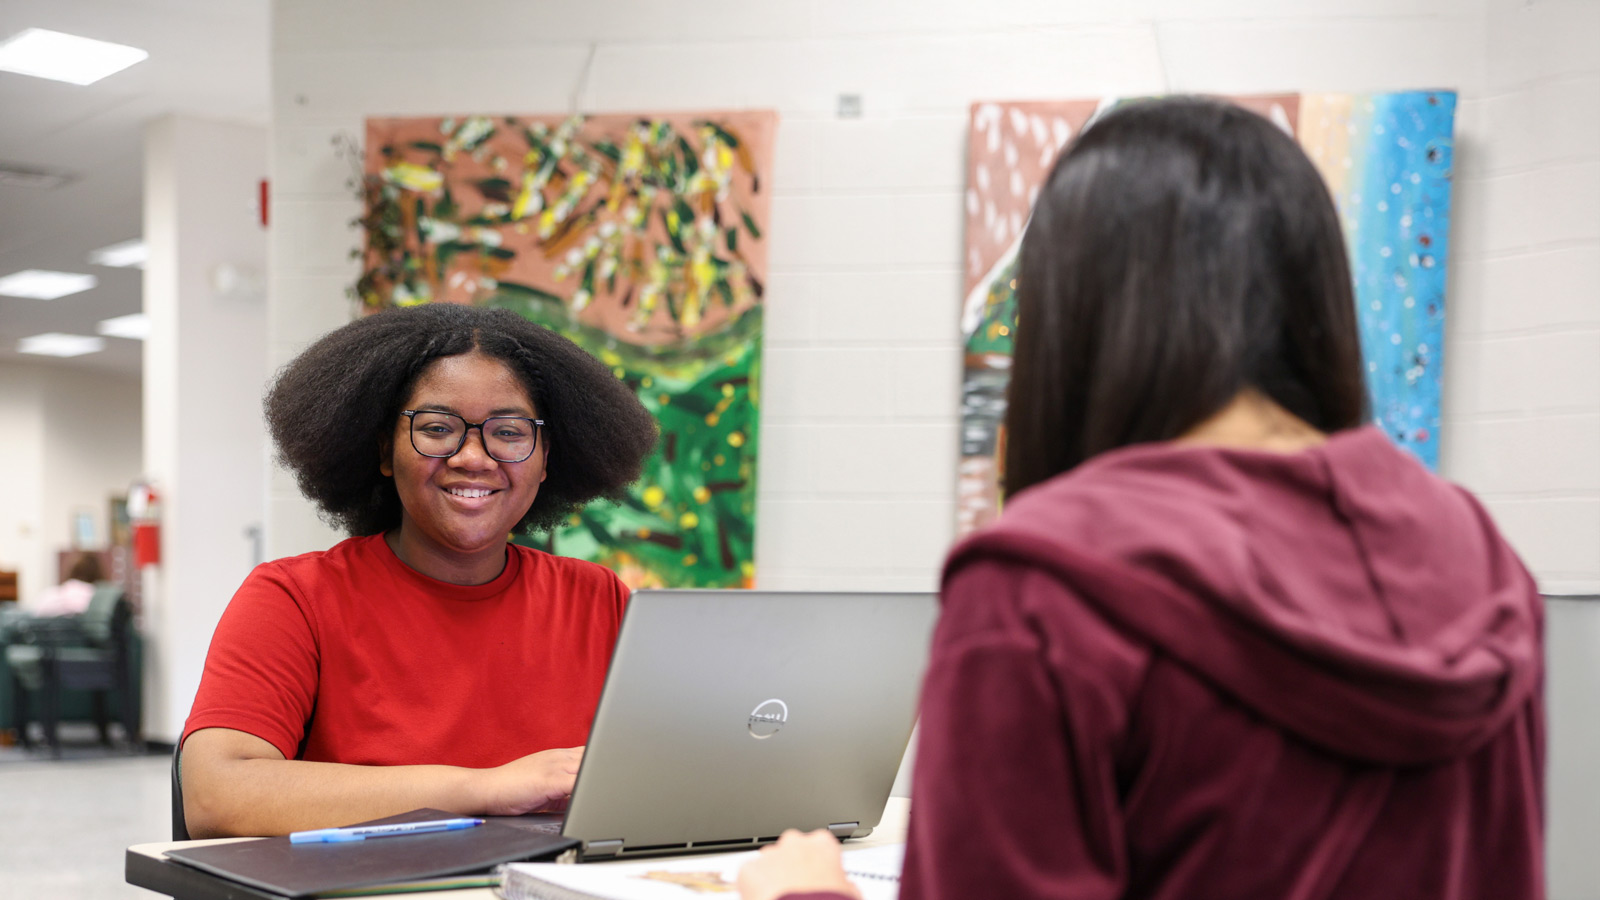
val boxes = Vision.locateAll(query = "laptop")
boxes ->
[557,589,939,860]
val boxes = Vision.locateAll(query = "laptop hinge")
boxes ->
[827,822,859,840]
[584,839,624,859]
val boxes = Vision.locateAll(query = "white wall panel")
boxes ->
[771,119,825,195]
[274,47,596,119]
[815,117,968,192]
[1476,77,1600,175]
[1157,18,1485,93]
[272,120,364,198]
[890,347,964,421]
[792,270,965,345]
[766,194,963,269]
[760,347,895,422]
[1475,333,1600,416]
[1478,247,1600,334]
[1485,499,1600,585]
[273,198,363,273]
[1451,414,1600,496]
[812,423,960,497]
[275,0,817,51]
[752,423,816,500]
[1486,0,1600,89]
[587,29,1165,116]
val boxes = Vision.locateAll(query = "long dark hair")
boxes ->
[1003,96,1367,498]
[266,304,658,535]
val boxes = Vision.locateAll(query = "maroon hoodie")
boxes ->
[793,427,1544,900]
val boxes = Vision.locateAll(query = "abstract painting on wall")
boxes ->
[958,92,1456,535]
[361,110,777,588]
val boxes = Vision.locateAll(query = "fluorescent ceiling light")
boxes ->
[18,332,105,358]
[0,28,148,86]
[97,313,150,340]
[0,269,97,299]
[89,239,147,268]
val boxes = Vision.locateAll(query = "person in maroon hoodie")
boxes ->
[739,97,1544,900]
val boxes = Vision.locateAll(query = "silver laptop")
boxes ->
[559,589,939,860]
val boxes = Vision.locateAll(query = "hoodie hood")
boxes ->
[945,426,1541,767]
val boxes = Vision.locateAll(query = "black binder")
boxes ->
[155,808,576,898]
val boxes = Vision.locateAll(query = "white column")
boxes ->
[142,115,270,743]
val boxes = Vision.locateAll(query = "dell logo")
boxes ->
[748,698,788,739]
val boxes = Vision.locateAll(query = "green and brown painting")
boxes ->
[361,110,777,588]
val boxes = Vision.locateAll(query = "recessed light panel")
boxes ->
[18,333,105,357]
[97,313,150,340]
[0,269,97,299]
[89,239,147,268]
[0,28,148,86]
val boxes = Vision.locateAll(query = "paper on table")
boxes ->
[496,843,903,900]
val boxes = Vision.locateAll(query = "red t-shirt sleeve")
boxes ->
[898,559,1129,900]
[607,568,630,624]
[181,563,320,759]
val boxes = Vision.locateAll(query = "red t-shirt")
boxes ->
[182,535,629,768]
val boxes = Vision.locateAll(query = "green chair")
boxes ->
[4,582,139,757]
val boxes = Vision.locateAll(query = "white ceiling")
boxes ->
[0,0,268,377]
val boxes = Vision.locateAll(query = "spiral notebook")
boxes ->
[495,843,903,900]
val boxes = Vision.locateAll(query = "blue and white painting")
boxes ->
[1301,91,1455,469]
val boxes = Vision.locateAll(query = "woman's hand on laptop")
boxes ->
[475,745,585,815]
[738,829,862,900]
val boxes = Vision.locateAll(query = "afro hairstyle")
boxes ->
[265,303,658,536]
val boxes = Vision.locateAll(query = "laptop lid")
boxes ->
[562,589,938,859]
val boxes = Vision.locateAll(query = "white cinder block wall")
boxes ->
[1461,5,1600,897]
[1448,0,1599,596]
[270,0,1596,595]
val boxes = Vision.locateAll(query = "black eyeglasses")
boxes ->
[399,410,544,463]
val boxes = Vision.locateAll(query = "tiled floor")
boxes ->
[0,743,170,900]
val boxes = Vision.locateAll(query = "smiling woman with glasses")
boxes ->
[176,303,657,839]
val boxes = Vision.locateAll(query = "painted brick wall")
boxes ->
[1447,0,1599,597]
[273,0,1587,591]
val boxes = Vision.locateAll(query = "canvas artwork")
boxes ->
[362,110,778,588]
[958,92,1456,535]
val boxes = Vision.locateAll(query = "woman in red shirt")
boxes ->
[741,97,1544,900]
[181,304,656,837]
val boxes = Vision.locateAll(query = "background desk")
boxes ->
[126,797,910,900]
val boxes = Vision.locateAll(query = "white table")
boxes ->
[125,797,910,899]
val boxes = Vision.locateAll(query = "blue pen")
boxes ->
[290,817,486,844]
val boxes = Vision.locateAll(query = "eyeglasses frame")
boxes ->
[398,410,545,464]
